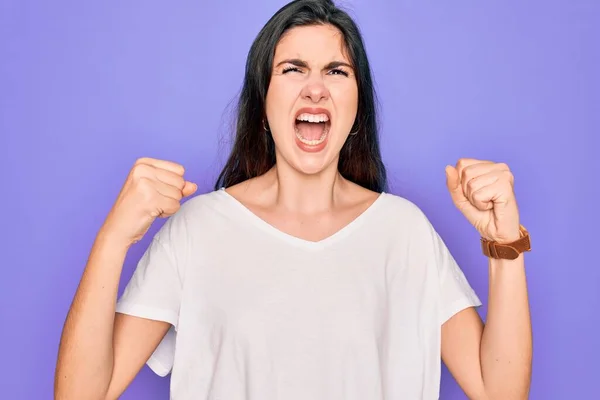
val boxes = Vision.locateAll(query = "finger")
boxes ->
[445,165,469,207]
[153,180,183,201]
[154,167,186,191]
[465,171,501,206]
[460,162,507,199]
[456,159,495,180]
[136,157,185,176]
[157,197,181,218]
[470,183,503,211]
[182,181,198,197]
[455,158,491,180]
[130,162,155,181]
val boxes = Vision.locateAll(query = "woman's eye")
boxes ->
[329,69,349,77]
[281,67,349,77]
[282,67,301,74]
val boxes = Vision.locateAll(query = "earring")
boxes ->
[349,122,359,136]
[263,119,269,132]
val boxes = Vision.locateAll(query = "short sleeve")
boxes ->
[115,219,184,376]
[425,219,482,325]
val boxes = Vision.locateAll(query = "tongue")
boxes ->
[296,121,325,140]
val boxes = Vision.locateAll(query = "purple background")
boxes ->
[1,0,598,398]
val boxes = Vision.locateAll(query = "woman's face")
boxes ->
[265,24,358,175]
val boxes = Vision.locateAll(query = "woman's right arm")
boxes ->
[54,158,197,400]
[54,231,170,400]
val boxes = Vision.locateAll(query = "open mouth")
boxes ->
[294,112,331,146]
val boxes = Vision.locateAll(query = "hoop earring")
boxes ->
[349,123,359,136]
[263,119,269,133]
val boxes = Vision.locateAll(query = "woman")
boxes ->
[55,0,532,399]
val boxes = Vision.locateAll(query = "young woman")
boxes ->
[55,1,532,399]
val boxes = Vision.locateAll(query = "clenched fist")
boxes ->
[445,158,520,243]
[100,157,197,246]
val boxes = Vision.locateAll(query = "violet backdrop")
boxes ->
[1,0,598,399]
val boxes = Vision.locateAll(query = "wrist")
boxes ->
[488,223,521,244]
[481,225,531,260]
[96,226,134,253]
[496,231,521,244]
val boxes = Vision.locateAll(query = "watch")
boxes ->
[481,225,531,260]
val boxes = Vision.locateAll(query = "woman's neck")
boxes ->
[262,159,347,215]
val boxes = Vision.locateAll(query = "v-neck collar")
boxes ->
[217,188,387,250]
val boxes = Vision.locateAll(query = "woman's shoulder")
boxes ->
[153,188,238,243]
[176,188,232,217]
[155,189,228,229]
[372,191,445,239]
[377,191,429,220]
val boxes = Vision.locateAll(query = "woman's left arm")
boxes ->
[441,159,533,400]
[441,255,532,400]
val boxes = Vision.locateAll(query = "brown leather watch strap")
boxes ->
[481,225,531,260]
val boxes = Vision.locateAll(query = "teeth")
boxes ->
[295,123,329,146]
[296,113,330,123]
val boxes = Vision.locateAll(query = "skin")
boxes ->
[54,158,196,400]
[227,24,378,241]
[443,161,532,399]
[54,24,532,400]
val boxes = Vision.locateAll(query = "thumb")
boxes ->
[182,181,198,197]
[445,165,467,205]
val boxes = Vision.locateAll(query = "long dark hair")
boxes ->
[214,0,387,192]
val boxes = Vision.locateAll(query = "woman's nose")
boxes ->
[300,76,330,103]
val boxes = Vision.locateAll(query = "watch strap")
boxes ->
[481,225,531,260]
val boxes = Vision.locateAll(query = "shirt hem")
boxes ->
[440,296,482,325]
[115,301,179,330]
[115,302,178,377]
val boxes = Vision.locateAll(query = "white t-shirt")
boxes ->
[116,189,481,400]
